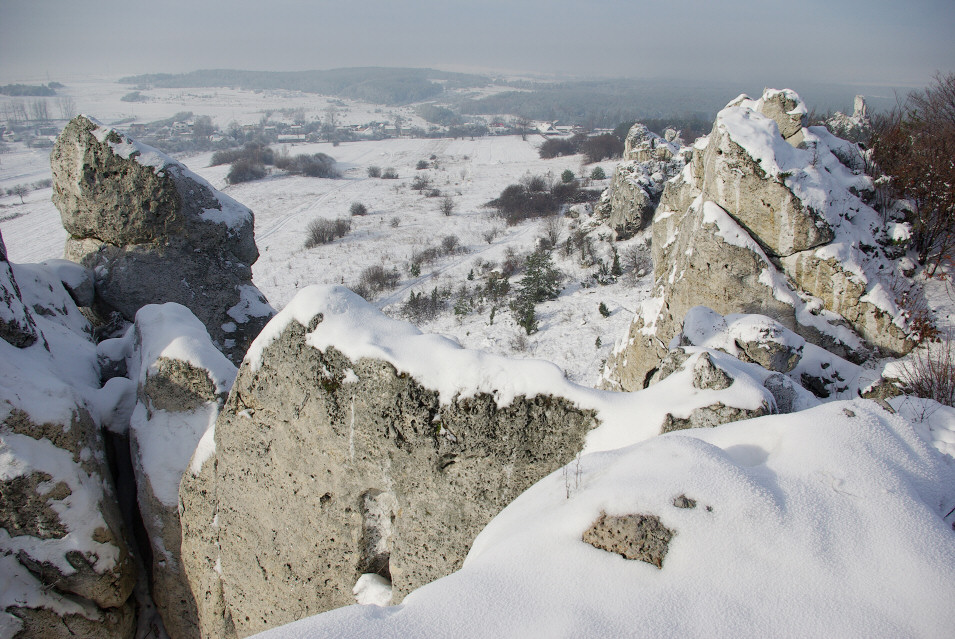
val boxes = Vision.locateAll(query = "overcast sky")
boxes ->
[1,0,952,87]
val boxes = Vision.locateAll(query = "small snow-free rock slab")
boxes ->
[582,512,674,568]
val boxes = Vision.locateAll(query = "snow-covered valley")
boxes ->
[1,78,954,639]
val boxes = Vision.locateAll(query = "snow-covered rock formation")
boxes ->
[595,123,685,240]
[605,89,917,391]
[178,285,789,637]
[51,116,274,364]
[1,229,137,638]
[97,303,237,639]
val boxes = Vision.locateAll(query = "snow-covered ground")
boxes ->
[5,79,955,638]
[1,79,630,386]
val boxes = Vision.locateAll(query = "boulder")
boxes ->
[701,107,833,257]
[180,286,599,637]
[756,88,807,144]
[597,124,685,240]
[596,162,656,239]
[51,116,274,363]
[582,512,674,568]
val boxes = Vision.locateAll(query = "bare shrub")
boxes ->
[416,159,429,170]
[381,167,399,179]
[411,174,431,191]
[541,216,563,249]
[539,138,578,159]
[390,216,400,228]
[441,234,461,254]
[501,246,523,278]
[440,195,456,216]
[522,174,549,192]
[358,265,400,297]
[482,228,501,244]
[899,338,955,407]
[367,165,382,178]
[227,158,266,184]
[305,217,351,248]
[580,133,624,163]
[350,202,368,216]
[623,241,653,284]
[872,72,955,274]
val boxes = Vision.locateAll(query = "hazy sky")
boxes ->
[1,0,952,87]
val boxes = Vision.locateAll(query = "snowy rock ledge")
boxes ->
[180,285,790,637]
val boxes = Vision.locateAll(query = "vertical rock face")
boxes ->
[180,286,599,638]
[605,89,916,391]
[1,229,137,638]
[51,116,274,364]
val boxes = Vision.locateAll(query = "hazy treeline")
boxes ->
[458,79,724,127]
[0,83,58,97]
[119,68,490,105]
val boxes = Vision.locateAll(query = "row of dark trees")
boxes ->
[539,133,624,163]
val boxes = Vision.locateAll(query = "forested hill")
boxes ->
[118,68,491,105]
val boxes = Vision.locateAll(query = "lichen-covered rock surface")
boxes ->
[605,88,918,391]
[51,115,274,363]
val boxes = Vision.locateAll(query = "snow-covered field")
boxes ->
[0,79,634,386]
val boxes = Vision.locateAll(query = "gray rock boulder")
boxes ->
[180,285,599,637]
[701,105,833,257]
[51,116,274,363]
[596,124,685,240]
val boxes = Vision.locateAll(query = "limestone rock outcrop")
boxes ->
[51,116,274,363]
[605,89,917,391]
[180,286,600,637]
[596,124,685,240]
[1,229,137,638]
